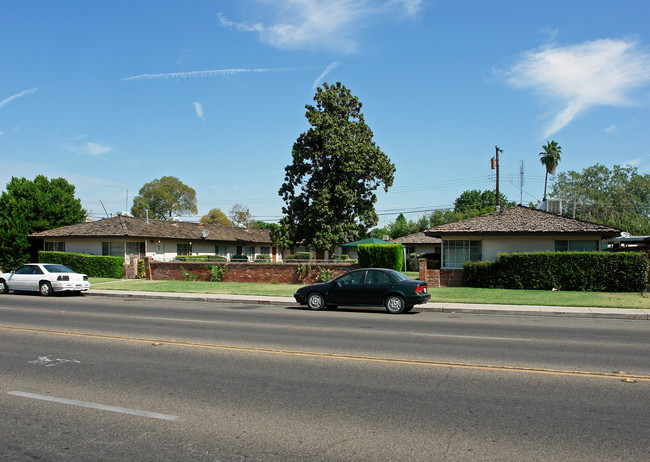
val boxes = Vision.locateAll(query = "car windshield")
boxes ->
[43,264,74,273]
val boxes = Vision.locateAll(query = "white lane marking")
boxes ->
[8,391,183,421]
[137,316,221,324]
[410,333,532,341]
[29,355,80,367]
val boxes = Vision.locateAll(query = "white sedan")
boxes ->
[0,263,90,296]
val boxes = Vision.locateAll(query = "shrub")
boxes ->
[137,259,146,279]
[255,254,271,262]
[357,244,403,271]
[316,266,334,282]
[285,252,312,261]
[230,255,248,262]
[175,255,227,262]
[179,265,198,281]
[38,251,123,278]
[207,264,228,282]
[463,251,648,292]
[296,264,311,283]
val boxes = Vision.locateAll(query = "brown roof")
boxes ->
[30,216,272,244]
[390,232,441,244]
[424,205,621,237]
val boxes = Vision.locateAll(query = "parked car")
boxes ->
[0,263,90,296]
[294,268,430,314]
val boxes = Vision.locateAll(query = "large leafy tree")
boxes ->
[200,208,233,226]
[229,204,253,228]
[276,82,395,250]
[550,163,650,234]
[0,175,87,270]
[539,140,562,201]
[131,176,197,219]
[454,189,515,213]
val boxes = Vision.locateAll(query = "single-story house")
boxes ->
[339,237,393,260]
[29,215,279,262]
[424,205,621,269]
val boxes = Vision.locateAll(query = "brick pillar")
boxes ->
[144,256,153,280]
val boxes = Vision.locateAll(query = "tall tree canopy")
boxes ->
[539,140,562,201]
[550,163,650,234]
[454,189,515,213]
[131,176,197,220]
[229,204,253,228]
[276,82,395,250]
[0,175,86,270]
[200,208,233,226]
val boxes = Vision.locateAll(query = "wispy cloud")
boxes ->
[66,141,113,156]
[604,125,617,133]
[312,62,339,90]
[0,88,38,109]
[121,68,287,81]
[193,102,205,120]
[503,39,650,139]
[218,0,424,53]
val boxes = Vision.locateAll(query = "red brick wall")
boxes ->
[418,258,464,287]
[148,260,354,284]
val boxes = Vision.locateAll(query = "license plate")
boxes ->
[75,285,81,289]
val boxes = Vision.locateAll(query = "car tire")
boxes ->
[307,292,325,310]
[39,281,53,297]
[404,305,414,313]
[0,279,7,294]
[385,295,406,314]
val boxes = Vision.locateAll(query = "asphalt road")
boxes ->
[1,294,649,461]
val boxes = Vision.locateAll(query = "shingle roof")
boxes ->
[390,232,441,244]
[424,205,621,237]
[30,216,272,244]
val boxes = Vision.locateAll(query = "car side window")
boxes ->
[366,271,391,285]
[32,266,44,274]
[338,271,365,285]
[14,265,32,274]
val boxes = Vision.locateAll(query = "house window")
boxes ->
[260,246,270,255]
[442,240,482,269]
[102,241,125,257]
[215,245,227,256]
[44,241,65,252]
[177,243,192,256]
[406,246,416,255]
[125,242,145,257]
[243,246,256,258]
[555,240,599,252]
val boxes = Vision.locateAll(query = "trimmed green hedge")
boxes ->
[463,251,648,292]
[285,252,312,261]
[38,251,124,278]
[358,244,404,271]
[174,255,227,262]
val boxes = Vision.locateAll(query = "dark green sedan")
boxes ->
[294,268,430,314]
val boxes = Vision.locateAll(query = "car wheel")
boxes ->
[385,295,406,314]
[0,279,7,294]
[404,305,414,313]
[39,281,53,297]
[307,292,325,310]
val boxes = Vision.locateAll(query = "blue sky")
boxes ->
[2,1,650,226]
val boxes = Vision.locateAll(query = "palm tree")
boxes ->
[539,140,562,201]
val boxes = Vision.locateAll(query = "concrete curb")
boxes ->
[85,290,650,320]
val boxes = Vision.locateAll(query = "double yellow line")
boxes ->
[3,325,648,382]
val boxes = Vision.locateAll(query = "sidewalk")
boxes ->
[86,289,650,320]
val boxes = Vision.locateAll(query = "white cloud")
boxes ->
[504,39,650,138]
[193,102,205,120]
[218,0,423,53]
[312,62,339,90]
[66,141,113,156]
[604,125,617,133]
[0,88,38,109]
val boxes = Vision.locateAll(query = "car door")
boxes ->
[7,265,34,290]
[359,270,392,305]
[327,270,366,305]
[25,265,45,291]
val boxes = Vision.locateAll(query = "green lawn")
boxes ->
[89,278,650,309]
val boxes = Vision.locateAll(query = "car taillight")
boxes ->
[415,285,427,294]
[57,275,69,281]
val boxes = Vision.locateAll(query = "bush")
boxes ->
[230,255,248,262]
[38,251,123,278]
[316,266,334,282]
[296,264,311,283]
[207,264,228,282]
[137,259,146,279]
[463,251,648,292]
[179,265,198,281]
[255,254,271,262]
[285,252,312,261]
[175,255,227,262]
[357,244,404,271]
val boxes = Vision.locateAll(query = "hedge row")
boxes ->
[357,244,404,271]
[38,251,124,278]
[463,251,648,292]
[174,255,227,262]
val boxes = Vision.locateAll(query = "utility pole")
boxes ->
[493,146,503,209]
